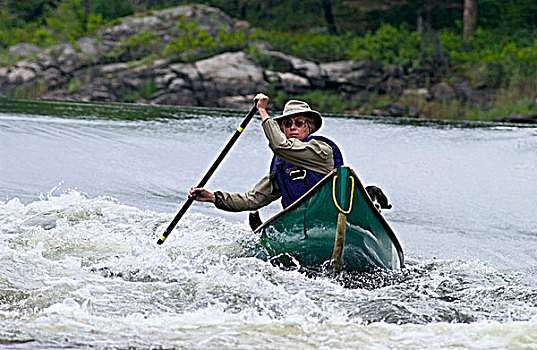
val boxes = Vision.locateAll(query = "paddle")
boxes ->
[329,167,352,273]
[156,101,258,245]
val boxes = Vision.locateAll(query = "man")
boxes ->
[188,93,343,211]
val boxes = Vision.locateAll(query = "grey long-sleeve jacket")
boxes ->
[213,118,334,212]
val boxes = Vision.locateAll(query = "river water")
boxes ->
[1,98,536,349]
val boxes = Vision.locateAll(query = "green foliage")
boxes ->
[479,0,537,32]
[206,0,325,32]
[266,84,288,110]
[164,17,216,56]
[346,24,422,68]
[46,0,86,43]
[139,79,157,100]
[86,14,106,34]
[355,1,461,32]
[164,16,249,62]
[295,90,350,115]
[252,30,349,62]
[0,19,52,47]
[119,31,160,60]
[216,25,247,48]
[0,1,105,48]
[439,29,537,88]
[267,88,349,114]
[68,77,82,92]
[90,0,135,20]
[124,79,157,102]
[1,0,54,24]
[0,50,10,66]
[465,96,535,122]
[11,79,50,99]
[122,31,159,48]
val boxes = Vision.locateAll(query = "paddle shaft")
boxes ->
[157,102,258,245]
[329,167,351,273]
[330,212,347,273]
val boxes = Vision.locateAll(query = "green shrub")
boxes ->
[164,16,249,61]
[68,77,82,92]
[122,79,157,102]
[294,90,349,114]
[345,24,422,68]
[268,87,288,110]
[139,79,157,100]
[87,14,106,34]
[466,96,535,122]
[12,79,49,98]
[120,30,160,60]
[252,30,348,62]
[439,29,537,88]
[90,0,134,20]
[266,88,348,114]
[46,0,87,43]
[164,28,216,60]
[216,24,247,47]
[0,21,52,47]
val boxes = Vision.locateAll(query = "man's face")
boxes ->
[281,116,310,141]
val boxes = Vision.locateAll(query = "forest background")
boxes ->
[1,0,536,121]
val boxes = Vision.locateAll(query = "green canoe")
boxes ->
[253,166,404,272]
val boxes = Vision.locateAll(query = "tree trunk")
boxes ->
[321,0,338,35]
[416,0,425,34]
[266,0,273,22]
[8,0,15,14]
[463,0,478,40]
[82,0,89,33]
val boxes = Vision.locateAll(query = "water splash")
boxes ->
[1,190,537,349]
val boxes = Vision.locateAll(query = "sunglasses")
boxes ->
[282,119,308,128]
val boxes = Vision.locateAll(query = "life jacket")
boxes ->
[270,135,343,208]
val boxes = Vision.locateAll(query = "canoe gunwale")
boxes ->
[253,167,405,268]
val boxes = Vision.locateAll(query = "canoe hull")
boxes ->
[256,167,404,272]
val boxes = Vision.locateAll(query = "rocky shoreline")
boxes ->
[1,4,536,123]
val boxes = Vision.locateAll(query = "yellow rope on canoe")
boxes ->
[332,175,354,215]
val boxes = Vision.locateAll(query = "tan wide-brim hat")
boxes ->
[273,100,322,133]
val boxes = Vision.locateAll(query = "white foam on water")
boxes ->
[1,190,537,349]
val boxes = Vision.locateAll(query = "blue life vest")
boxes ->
[270,135,343,207]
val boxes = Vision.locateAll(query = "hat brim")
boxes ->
[273,110,323,133]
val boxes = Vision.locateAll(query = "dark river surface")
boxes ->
[1,98,536,349]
